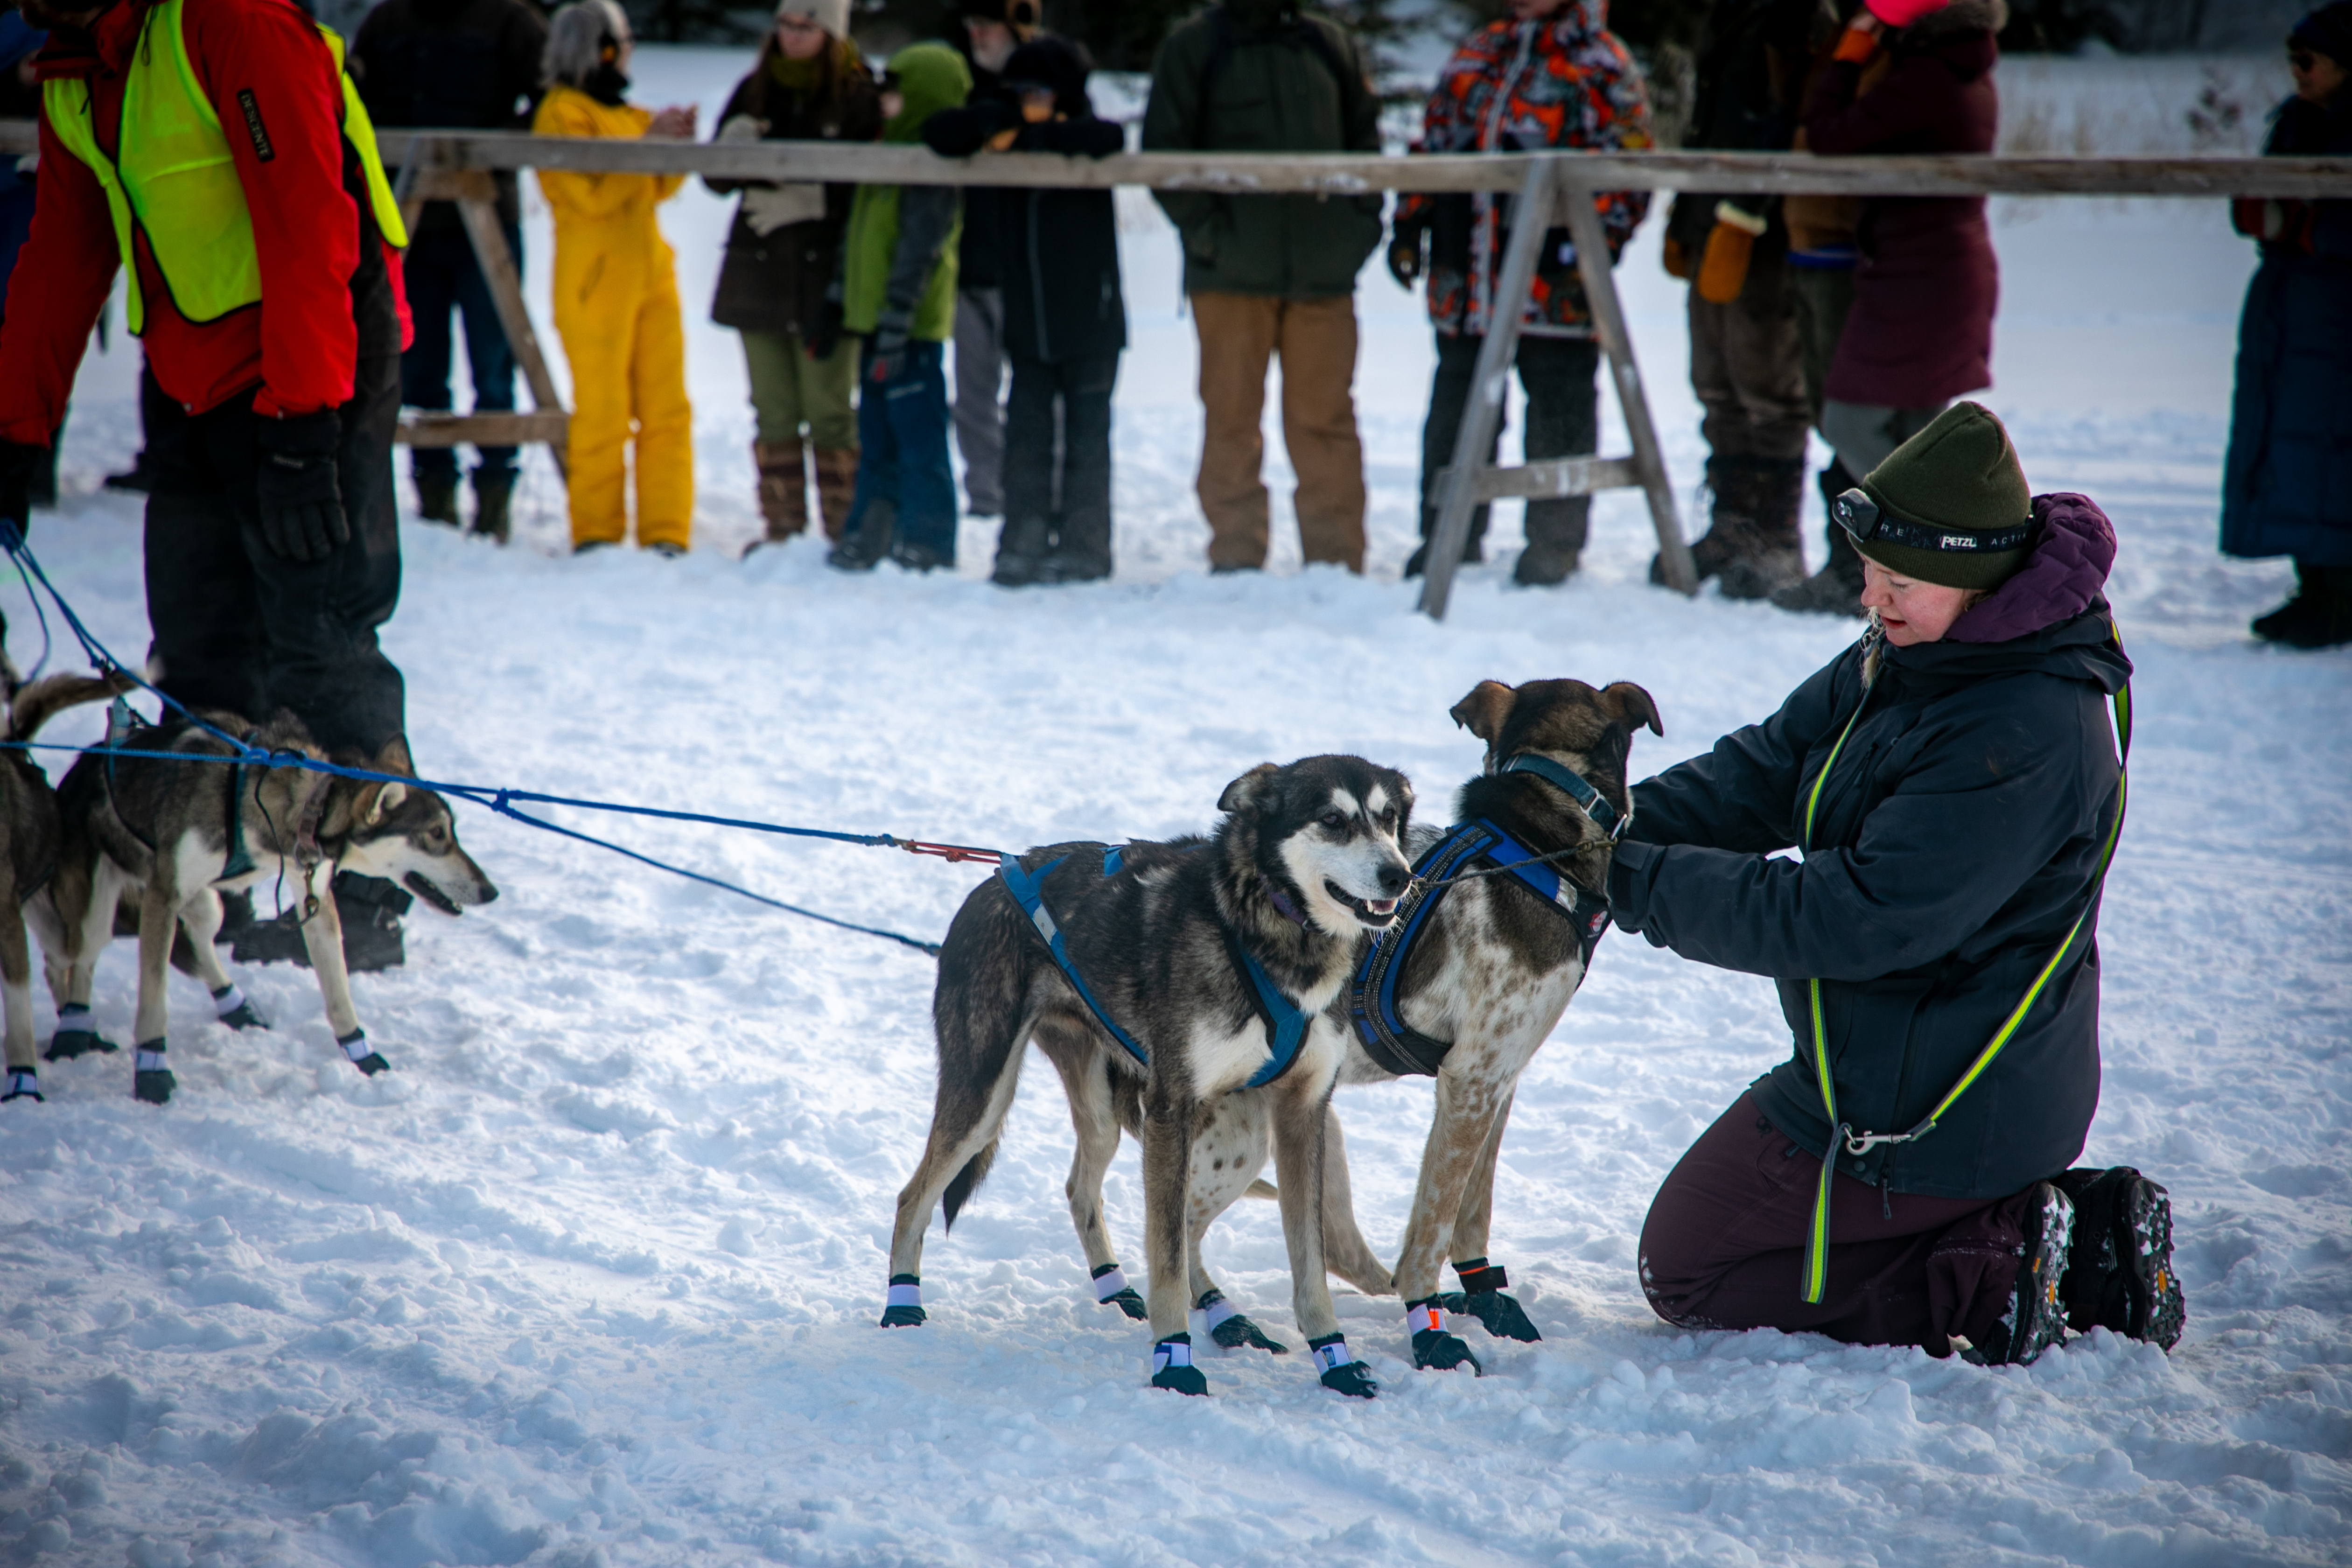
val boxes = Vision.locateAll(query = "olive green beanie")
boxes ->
[1854,401,2035,591]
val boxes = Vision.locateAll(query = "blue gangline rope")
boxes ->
[0,523,969,955]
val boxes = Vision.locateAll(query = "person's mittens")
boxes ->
[0,441,41,535]
[1386,214,1426,291]
[253,410,350,563]
[867,308,912,385]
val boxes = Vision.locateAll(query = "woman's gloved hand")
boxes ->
[253,411,350,563]
[1386,213,1426,291]
[1696,201,1769,305]
[867,308,912,384]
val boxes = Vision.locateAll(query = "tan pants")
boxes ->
[1190,291,1365,572]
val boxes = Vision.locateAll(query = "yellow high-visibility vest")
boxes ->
[42,0,408,336]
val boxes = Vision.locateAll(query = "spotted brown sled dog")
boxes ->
[1029,679,1662,1376]
[33,718,495,1104]
[883,755,1414,1397]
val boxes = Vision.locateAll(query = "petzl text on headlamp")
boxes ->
[1830,490,2035,554]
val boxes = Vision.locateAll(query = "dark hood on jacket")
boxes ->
[1001,34,1092,120]
[1946,492,2114,645]
[1883,595,2132,700]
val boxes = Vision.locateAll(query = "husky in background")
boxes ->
[0,664,137,1103]
[885,755,1414,1398]
[35,715,496,1104]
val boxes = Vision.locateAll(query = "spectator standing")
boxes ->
[2221,1,2352,650]
[0,9,55,511]
[1800,0,2000,506]
[353,0,547,543]
[705,0,882,549]
[1142,0,1383,575]
[946,0,1037,520]
[0,0,420,969]
[924,35,1126,585]
[1391,0,1651,588]
[1772,0,1876,618]
[1656,0,1811,598]
[533,0,697,555]
[827,41,970,573]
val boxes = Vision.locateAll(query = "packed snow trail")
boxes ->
[0,49,2345,1568]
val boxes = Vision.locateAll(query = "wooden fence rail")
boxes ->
[7,120,2343,615]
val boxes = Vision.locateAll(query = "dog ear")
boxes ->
[359,780,408,828]
[1217,763,1280,816]
[1448,680,1516,742]
[374,734,416,777]
[1601,681,1664,738]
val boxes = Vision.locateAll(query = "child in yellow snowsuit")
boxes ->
[535,0,694,553]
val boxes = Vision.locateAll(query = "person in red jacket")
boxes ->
[0,0,413,767]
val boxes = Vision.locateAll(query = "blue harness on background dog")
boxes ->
[1348,756,1624,1079]
[995,844,1309,1090]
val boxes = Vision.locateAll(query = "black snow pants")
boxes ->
[1418,330,1598,554]
[1003,349,1118,561]
[141,351,406,757]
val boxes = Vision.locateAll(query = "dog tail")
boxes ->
[1244,1179,1279,1201]
[8,669,134,743]
[941,1142,998,1232]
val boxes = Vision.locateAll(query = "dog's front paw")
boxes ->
[1309,1334,1377,1399]
[1463,1289,1540,1342]
[1103,1288,1148,1319]
[1412,1327,1483,1374]
[212,985,268,1032]
[133,1045,175,1106]
[879,1274,926,1327]
[1150,1333,1208,1395]
[2,1068,42,1103]
[45,1027,119,1061]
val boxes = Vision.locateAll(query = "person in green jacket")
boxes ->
[828,41,971,573]
[1142,0,1384,574]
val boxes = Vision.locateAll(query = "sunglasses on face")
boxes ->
[1830,489,2035,553]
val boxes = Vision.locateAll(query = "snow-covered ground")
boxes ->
[4,47,2348,1568]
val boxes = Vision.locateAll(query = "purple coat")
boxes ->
[1805,6,2000,409]
[1949,493,2116,644]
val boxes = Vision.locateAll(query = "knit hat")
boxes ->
[1844,401,2036,590]
[775,0,848,37]
[2291,2,2352,68]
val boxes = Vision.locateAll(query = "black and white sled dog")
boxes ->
[0,666,138,1103]
[1033,678,1663,1377]
[32,717,496,1104]
[884,755,1415,1398]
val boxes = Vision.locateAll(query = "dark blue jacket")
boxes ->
[1608,607,2130,1202]
[2222,92,2352,568]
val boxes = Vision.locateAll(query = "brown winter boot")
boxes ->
[755,439,809,543]
[1651,457,1748,587]
[1717,457,1806,600]
[812,445,859,543]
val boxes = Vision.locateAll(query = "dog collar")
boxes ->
[1262,877,1309,929]
[1497,754,1629,840]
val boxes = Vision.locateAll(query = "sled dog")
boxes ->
[0,668,139,1103]
[34,717,496,1104]
[883,755,1414,1398]
[1038,679,1662,1376]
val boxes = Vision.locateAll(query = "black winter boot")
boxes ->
[826,500,895,572]
[2053,1166,2184,1350]
[1716,457,1807,600]
[2251,561,2352,649]
[1513,498,1589,587]
[1039,505,1112,584]
[990,515,1053,586]
[232,873,409,972]
[1772,458,1869,617]
[1404,498,1487,579]
[414,471,461,528]
[1960,1180,2072,1367]
[470,472,515,545]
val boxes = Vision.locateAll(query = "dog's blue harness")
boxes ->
[995,844,1309,1089]
[1347,756,1624,1079]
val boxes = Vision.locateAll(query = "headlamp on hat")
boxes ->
[1832,490,2033,555]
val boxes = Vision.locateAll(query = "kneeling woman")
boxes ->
[1610,402,2183,1366]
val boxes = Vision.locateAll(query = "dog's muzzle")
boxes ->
[404,872,465,916]
[1327,879,1401,928]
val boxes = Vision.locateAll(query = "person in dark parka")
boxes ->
[704,0,883,547]
[1617,403,2184,1368]
[2221,1,2352,650]
[1801,0,2000,490]
[922,35,1125,585]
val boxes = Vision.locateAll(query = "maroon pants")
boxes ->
[1638,1095,2032,1355]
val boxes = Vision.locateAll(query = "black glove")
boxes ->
[866,310,912,385]
[253,410,350,563]
[0,440,41,539]
[805,296,845,362]
[1386,225,1424,291]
